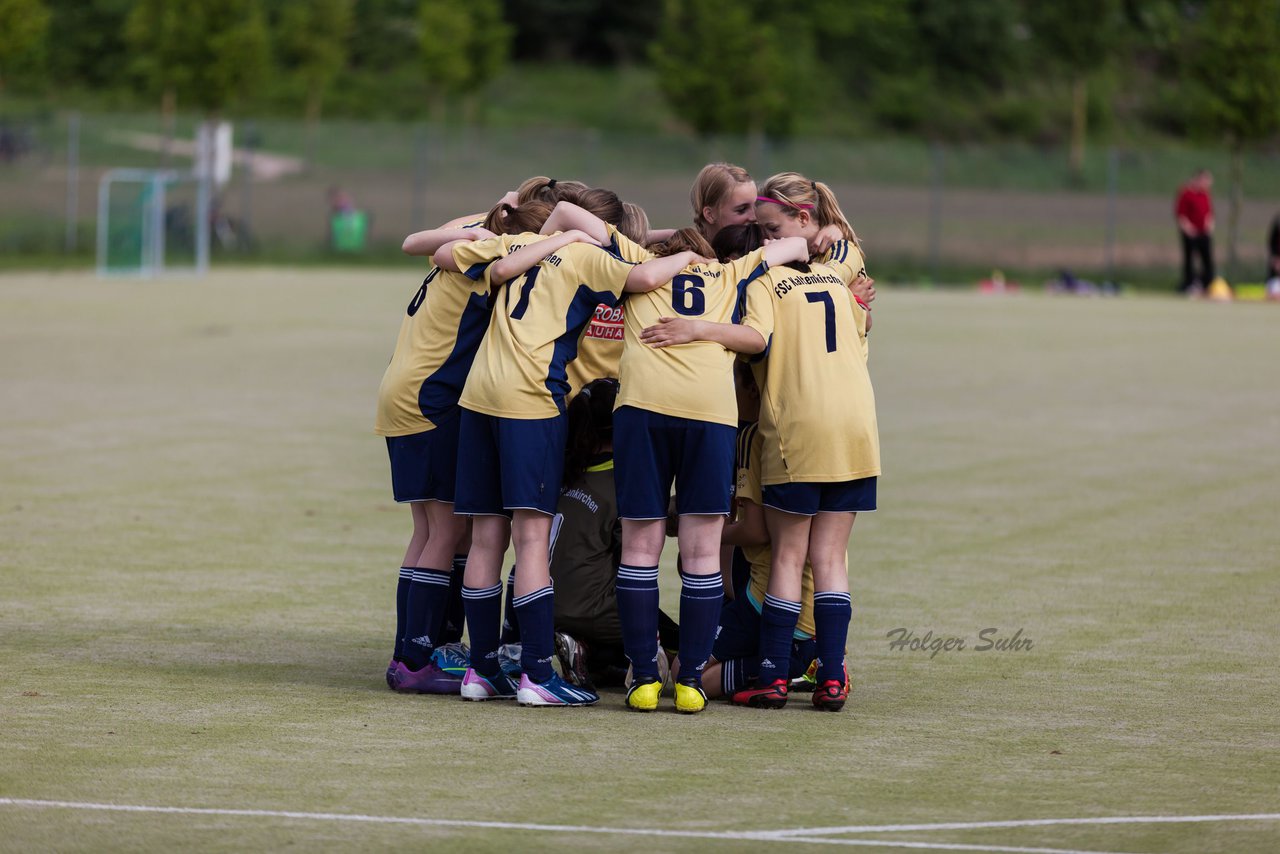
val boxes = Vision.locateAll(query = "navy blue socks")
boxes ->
[461,583,503,677]
[512,585,556,683]
[756,593,801,685]
[813,591,853,685]
[616,564,661,682]
[402,567,451,670]
[394,566,413,661]
[677,570,723,686]
[439,554,467,645]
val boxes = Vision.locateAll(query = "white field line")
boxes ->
[765,813,1280,837]
[0,798,1136,854]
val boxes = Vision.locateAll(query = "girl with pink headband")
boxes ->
[754,172,863,258]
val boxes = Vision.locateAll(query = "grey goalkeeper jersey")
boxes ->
[549,460,622,644]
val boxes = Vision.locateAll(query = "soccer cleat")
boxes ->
[674,680,707,714]
[498,643,523,680]
[460,668,518,701]
[811,665,851,712]
[431,641,471,678]
[391,660,463,694]
[731,678,789,709]
[789,659,819,693]
[385,659,405,690]
[811,679,849,712]
[554,632,595,691]
[625,677,663,712]
[516,672,599,707]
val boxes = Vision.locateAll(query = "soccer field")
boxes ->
[2,269,1277,853]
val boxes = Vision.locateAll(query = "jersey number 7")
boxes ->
[508,268,540,319]
[805,291,837,352]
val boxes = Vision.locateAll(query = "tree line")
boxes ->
[2,0,1278,164]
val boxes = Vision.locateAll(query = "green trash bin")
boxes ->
[330,210,369,252]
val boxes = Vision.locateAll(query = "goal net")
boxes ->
[96,169,211,277]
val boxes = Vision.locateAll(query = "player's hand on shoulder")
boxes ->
[565,228,601,247]
[850,273,876,306]
[640,316,700,348]
[810,224,844,256]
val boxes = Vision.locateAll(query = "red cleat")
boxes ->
[811,679,849,712]
[731,678,789,709]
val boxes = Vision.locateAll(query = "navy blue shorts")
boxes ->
[385,409,461,503]
[762,476,877,516]
[711,595,815,680]
[613,406,736,519]
[454,408,567,516]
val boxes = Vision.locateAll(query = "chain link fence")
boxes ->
[5,109,1280,284]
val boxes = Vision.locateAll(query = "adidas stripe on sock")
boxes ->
[616,564,661,682]
[813,590,853,686]
[461,582,504,677]
[512,584,555,683]
[677,570,723,685]
[757,593,802,685]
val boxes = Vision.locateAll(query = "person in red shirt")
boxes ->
[1175,169,1215,293]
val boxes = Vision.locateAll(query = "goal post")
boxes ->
[96,169,212,277]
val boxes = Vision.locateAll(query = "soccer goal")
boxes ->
[96,169,211,277]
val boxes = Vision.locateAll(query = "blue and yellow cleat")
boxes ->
[431,642,471,678]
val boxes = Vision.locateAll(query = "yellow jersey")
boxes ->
[617,247,771,426]
[565,302,625,396]
[374,264,494,437]
[741,240,879,484]
[564,226,655,396]
[454,235,638,419]
[736,422,818,638]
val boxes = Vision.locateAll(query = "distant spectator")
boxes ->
[1175,169,1215,294]
[326,187,368,252]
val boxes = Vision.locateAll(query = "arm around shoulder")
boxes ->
[541,201,611,243]
[624,250,707,294]
[639,317,765,354]
[403,226,492,257]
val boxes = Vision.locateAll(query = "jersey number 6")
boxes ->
[671,274,706,316]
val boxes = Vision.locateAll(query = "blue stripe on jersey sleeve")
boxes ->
[599,234,637,265]
[732,262,769,324]
[417,291,495,417]
[544,284,620,413]
[462,261,491,281]
[601,234,623,261]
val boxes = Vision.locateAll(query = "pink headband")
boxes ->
[756,195,814,210]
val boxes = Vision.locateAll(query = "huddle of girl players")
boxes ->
[374,164,879,712]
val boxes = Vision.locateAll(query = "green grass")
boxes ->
[2,270,1279,852]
